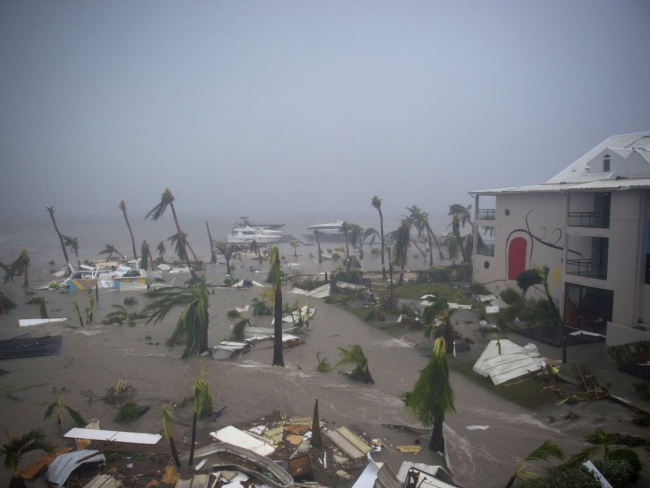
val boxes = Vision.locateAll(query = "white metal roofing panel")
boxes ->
[210,426,276,456]
[19,318,67,327]
[64,428,162,445]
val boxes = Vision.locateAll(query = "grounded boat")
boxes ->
[227,226,283,244]
[306,220,344,235]
[237,217,284,230]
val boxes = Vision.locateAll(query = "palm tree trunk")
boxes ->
[122,208,138,262]
[344,226,351,272]
[378,207,386,278]
[200,308,209,354]
[426,232,434,265]
[504,477,516,488]
[206,222,217,264]
[272,284,284,367]
[23,262,29,287]
[426,223,445,260]
[169,203,199,280]
[189,410,198,465]
[315,231,322,264]
[148,249,156,271]
[429,415,445,451]
[169,436,181,468]
[10,474,27,488]
[47,208,70,264]
[115,250,127,261]
[387,247,394,301]
[455,228,467,263]
[410,239,426,261]
[310,399,322,447]
[185,238,201,268]
[399,261,405,285]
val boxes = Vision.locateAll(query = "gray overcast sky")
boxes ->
[1,1,649,223]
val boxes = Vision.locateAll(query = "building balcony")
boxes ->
[476,244,495,257]
[477,209,495,220]
[566,258,607,280]
[567,212,609,229]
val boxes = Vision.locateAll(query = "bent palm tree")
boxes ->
[342,221,351,271]
[99,245,125,261]
[249,240,262,264]
[4,250,30,287]
[448,203,473,233]
[393,220,410,285]
[449,215,467,263]
[505,441,564,488]
[348,224,364,267]
[140,241,151,271]
[206,222,217,264]
[407,205,445,261]
[143,278,210,358]
[405,337,455,452]
[63,236,80,264]
[269,246,284,367]
[168,232,200,265]
[119,200,138,262]
[517,266,562,325]
[146,189,198,279]
[371,196,386,278]
[162,405,181,468]
[1,428,56,488]
[45,205,70,265]
[189,362,213,465]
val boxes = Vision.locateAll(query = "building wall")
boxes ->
[474,192,566,302]
[474,189,650,340]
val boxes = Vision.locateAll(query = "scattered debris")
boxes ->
[288,454,315,482]
[395,446,422,454]
[336,470,353,480]
[473,339,544,385]
[83,474,124,488]
[210,426,276,456]
[20,448,73,480]
[466,425,489,431]
[175,474,209,488]
[19,318,67,327]
[563,411,579,421]
[290,284,331,299]
[162,465,180,485]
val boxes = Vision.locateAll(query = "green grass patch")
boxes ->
[448,358,558,410]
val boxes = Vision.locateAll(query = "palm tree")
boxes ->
[269,246,284,367]
[143,277,210,358]
[3,250,30,287]
[63,236,80,264]
[335,345,373,384]
[405,337,455,452]
[45,206,70,265]
[214,242,242,275]
[250,240,262,264]
[449,215,467,263]
[342,221,351,272]
[505,441,565,488]
[189,362,213,465]
[43,394,86,428]
[348,224,364,269]
[393,220,411,285]
[407,205,445,262]
[442,233,460,263]
[314,231,323,263]
[560,428,615,469]
[206,222,217,264]
[0,292,17,314]
[146,189,198,279]
[517,266,562,325]
[162,405,181,468]
[119,201,138,263]
[168,232,200,265]
[99,245,125,261]
[448,203,474,233]
[290,242,300,257]
[1,428,56,488]
[371,196,386,278]
[140,241,151,271]
[156,241,166,261]
[422,298,450,341]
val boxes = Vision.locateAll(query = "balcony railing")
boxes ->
[566,259,607,280]
[477,209,495,220]
[477,244,495,257]
[568,212,609,229]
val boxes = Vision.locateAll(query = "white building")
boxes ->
[470,132,650,346]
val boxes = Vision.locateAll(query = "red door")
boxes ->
[508,237,527,280]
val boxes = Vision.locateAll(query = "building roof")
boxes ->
[471,131,650,195]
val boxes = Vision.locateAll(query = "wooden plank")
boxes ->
[325,431,364,460]
[336,427,371,454]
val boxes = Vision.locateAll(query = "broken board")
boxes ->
[64,428,162,445]
[20,448,73,480]
[325,431,365,460]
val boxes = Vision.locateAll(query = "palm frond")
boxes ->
[231,319,250,341]
[146,189,174,221]
[43,402,57,421]
[3,251,28,285]
[0,292,17,310]
[0,428,56,471]
[65,405,86,427]
[526,440,565,462]
[191,362,213,418]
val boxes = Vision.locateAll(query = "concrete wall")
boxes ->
[606,321,650,346]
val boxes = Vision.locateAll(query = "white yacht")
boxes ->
[227,226,283,244]
[306,220,344,235]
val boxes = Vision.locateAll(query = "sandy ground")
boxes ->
[2,248,650,487]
